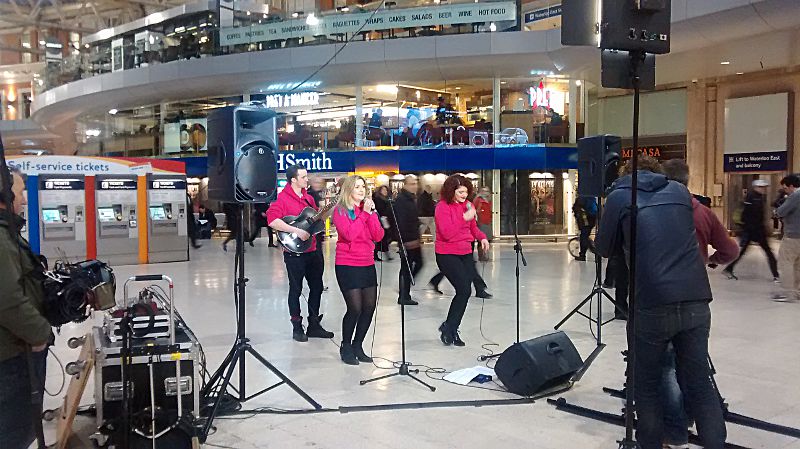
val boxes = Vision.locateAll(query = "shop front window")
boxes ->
[500,169,572,236]
[499,76,571,144]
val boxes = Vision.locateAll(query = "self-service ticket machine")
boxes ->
[38,175,87,262]
[147,174,188,263]
[95,176,140,265]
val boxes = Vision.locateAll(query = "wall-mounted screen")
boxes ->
[149,206,167,220]
[42,209,61,223]
[98,208,116,222]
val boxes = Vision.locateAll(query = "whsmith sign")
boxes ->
[220,2,516,46]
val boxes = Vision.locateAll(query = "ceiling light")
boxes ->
[246,11,251,15]
[306,13,320,26]
[500,81,507,84]
[720,61,730,65]
[575,80,582,86]
[263,13,268,18]
[39,40,46,45]
[489,22,497,32]
[454,87,461,90]
[736,72,744,75]
[108,108,118,115]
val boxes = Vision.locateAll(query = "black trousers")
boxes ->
[725,229,779,278]
[634,302,726,449]
[0,351,46,449]
[248,224,274,245]
[283,251,324,320]
[436,253,479,330]
[399,247,423,301]
[578,225,594,257]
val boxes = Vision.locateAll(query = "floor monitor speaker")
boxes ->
[494,331,583,396]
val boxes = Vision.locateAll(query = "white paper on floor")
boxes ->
[443,366,496,386]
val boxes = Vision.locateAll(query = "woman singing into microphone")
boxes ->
[435,174,490,347]
[332,175,385,365]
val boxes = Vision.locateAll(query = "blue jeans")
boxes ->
[634,301,726,449]
[662,344,689,446]
[0,351,47,449]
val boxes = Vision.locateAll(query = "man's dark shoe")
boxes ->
[292,320,308,342]
[249,241,255,247]
[398,297,419,306]
[428,282,444,295]
[574,255,586,261]
[339,343,359,365]
[476,290,493,299]
[352,344,373,363]
[438,322,453,346]
[306,315,335,339]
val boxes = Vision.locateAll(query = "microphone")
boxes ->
[361,200,373,214]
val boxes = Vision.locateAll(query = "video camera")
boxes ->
[42,259,116,327]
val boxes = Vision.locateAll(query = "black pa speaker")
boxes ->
[494,331,583,396]
[600,0,671,54]
[577,134,621,197]
[207,104,278,203]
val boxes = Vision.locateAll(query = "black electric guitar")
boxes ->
[277,198,338,253]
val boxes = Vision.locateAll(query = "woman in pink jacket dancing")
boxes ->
[435,174,490,347]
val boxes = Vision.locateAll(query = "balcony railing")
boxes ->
[34,0,518,95]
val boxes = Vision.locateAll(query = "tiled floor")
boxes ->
[43,240,800,448]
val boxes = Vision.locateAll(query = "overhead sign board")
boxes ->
[220,2,516,45]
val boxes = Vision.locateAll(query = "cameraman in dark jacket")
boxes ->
[394,176,423,306]
[0,167,52,449]
[595,156,726,449]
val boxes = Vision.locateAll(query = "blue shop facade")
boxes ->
[175,144,579,237]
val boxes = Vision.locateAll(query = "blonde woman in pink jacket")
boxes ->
[331,175,385,365]
[435,174,490,347]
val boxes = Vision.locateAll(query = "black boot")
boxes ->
[451,329,465,347]
[352,342,373,363]
[291,319,308,342]
[438,322,453,346]
[306,315,335,339]
[339,342,359,365]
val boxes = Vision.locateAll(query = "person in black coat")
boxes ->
[394,176,423,305]
[247,202,276,247]
[198,204,217,239]
[222,202,241,252]
[186,193,201,249]
[723,179,779,280]
[373,185,394,261]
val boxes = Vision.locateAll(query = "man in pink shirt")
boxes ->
[268,164,335,342]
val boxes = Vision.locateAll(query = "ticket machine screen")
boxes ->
[150,206,167,220]
[42,209,61,223]
[98,208,116,222]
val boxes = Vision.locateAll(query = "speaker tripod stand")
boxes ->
[200,206,322,442]
[360,197,435,392]
[554,199,626,380]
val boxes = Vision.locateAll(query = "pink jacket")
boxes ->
[435,200,486,255]
[266,186,318,252]
[333,205,385,266]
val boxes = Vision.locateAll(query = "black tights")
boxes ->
[341,286,378,346]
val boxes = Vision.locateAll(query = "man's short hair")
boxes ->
[285,164,306,183]
[403,175,417,184]
[621,154,663,176]
[781,174,800,188]
[662,159,690,186]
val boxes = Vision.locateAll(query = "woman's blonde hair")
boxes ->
[337,175,368,211]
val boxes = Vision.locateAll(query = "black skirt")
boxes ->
[335,265,378,291]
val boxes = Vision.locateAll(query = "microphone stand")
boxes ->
[479,172,526,362]
[361,195,436,391]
